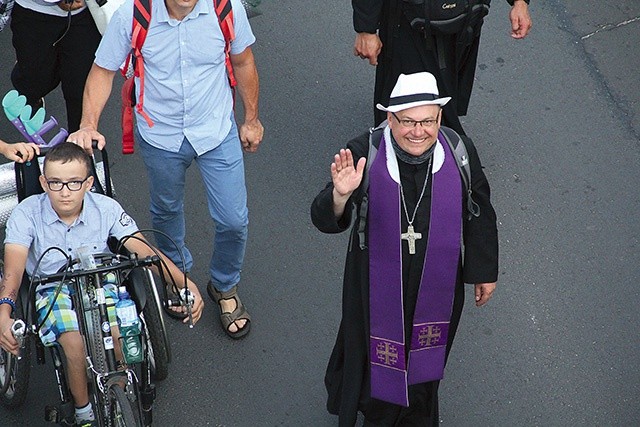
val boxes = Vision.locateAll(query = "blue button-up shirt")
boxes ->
[4,192,139,281]
[95,0,256,155]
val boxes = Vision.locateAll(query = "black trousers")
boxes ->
[10,4,101,132]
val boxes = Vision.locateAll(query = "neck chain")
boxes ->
[400,156,433,255]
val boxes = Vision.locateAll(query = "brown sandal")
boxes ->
[207,283,251,339]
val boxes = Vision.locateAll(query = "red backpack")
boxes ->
[120,0,236,154]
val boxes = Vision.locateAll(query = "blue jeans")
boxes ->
[136,123,248,292]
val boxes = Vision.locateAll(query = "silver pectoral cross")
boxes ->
[401,225,422,255]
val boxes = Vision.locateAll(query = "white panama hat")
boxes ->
[376,72,451,113]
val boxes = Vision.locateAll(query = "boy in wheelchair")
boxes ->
[0,142,204,426]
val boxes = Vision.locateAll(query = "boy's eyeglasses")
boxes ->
[45,177,89,192]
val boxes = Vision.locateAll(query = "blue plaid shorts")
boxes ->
[35,283,118,346]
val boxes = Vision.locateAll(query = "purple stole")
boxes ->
[368,130,462,407]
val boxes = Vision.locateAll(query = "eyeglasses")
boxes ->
[392,111,440,129]
[45,177,89,192]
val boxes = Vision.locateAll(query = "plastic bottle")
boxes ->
[115,286,143,364]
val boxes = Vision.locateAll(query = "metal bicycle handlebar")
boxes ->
[29,253,161,287]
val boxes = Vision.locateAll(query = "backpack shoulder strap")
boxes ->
[356,122,385,250]
[358,124,383,202]
[123,0,154,128]
[131,0,152,55]
[214,0,236,87]
[120,0,152,154]
[440,126,480,219]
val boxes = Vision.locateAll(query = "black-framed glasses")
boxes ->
[392,111,440,129]
[45,177,90,192]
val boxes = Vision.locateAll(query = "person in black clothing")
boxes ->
[352,0,532,134]
[9,0,101,132]
[311,72,498,426]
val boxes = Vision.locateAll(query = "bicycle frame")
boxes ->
[27,253,163,426]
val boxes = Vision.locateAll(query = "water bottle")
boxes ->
[115,286,143,364]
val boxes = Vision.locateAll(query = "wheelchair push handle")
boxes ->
[11,319,26,360]
[14,140,102,162]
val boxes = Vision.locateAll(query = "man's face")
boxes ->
[388,105,442,157]
[164,0,199,18]
[39,159,93,219]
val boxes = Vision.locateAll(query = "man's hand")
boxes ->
[332,148,366,198]
[474,282,496,307]
[0,142,40,163]
[67,127,106,153]
[0,316,19,356]
[331,148,366,219]
[354,32,383,66]
[509,0,532,39]
[239,119,264,153]
[58,0,85,11]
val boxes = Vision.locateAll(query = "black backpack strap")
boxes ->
[355,123,385,250]
[440,126,480,219]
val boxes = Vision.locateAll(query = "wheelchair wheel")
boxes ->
[0,260,31,408]
[130,268,170,381]
[0,310,31,408]
[106,384,137,427]
[0,338,30,408]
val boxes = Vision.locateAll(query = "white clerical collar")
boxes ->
[384,126,445,184]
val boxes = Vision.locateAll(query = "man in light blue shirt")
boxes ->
[70,0,262,338]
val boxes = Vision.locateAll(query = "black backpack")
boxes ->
[401,0,490,35]
[354,123,480,250]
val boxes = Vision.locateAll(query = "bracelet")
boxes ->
[0,298,16,313]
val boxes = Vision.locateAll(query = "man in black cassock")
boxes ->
[311,72,498,426]
[352,0,532,133]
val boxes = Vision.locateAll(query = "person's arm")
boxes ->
[122,234,204,325]
[0,140,40,163]
[0,244,29,356]
[311,133,369,233]
[460,136,499,306]
[508,0,532,39]
[353,0,384,33]
[352,0,384,65]
[230,47,264,153]
[67,64,117,151]
[461,136,498,284]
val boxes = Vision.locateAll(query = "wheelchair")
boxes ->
[2,250,172,426]
[0,144,191,426]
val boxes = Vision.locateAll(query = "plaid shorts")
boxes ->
[35,283,118,347]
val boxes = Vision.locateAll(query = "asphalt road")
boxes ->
[0,0,639,426]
